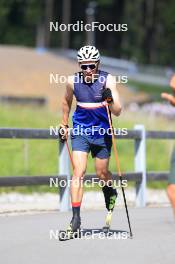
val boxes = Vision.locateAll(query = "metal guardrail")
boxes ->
[0,173,142,187]
[0,96,47,106]
[1,127,174,139]
[0,128,141,139]
[0,172,169,186]
[0,126,174,211]
[52,49,172,86]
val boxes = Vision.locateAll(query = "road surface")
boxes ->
[0,207,174,264]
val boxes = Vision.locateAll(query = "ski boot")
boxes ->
[59,215,81,241]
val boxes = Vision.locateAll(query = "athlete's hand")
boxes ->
[161,93,175,106]
[102,88,113,104]
[161,75,175,107]
[59,124,69,143]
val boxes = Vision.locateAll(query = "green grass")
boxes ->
[0,104,174,192]
[0,105,59,177]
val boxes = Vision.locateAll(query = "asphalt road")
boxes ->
[0,207,175,264]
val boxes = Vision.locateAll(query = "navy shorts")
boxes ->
[71,134,112,159]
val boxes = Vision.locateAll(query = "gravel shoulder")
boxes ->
[0,188,171,215]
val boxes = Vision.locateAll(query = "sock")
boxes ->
[72,202,81,217]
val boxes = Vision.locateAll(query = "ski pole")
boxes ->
[105,102,133,238]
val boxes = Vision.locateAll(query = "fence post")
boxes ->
[134,124,146,207]
[59,138,71,212]
[23,139,29,175]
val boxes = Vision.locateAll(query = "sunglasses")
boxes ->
[80,63,97,70]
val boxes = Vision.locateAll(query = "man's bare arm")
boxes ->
[61,77,74,125]
[105,74,122,116]
[161,74,175,107]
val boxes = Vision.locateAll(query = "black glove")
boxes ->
[59,124,69,143]
[102,88,113,103]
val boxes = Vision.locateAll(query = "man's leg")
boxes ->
[95,157,117,211]
[95,157,111,181]
[167,184,175,217]
[69,151,88,231]
[167,148,175,218]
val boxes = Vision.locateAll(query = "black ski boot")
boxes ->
[59,215,81,241]
[66,215,81,239]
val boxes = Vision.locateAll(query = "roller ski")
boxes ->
[59,215,81,241]
[102,185,117,233]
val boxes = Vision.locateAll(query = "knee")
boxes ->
[167,184,175,199]
[96,168,110,180]
[73,168,86,180]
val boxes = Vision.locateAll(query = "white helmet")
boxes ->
[77,45,100,62]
